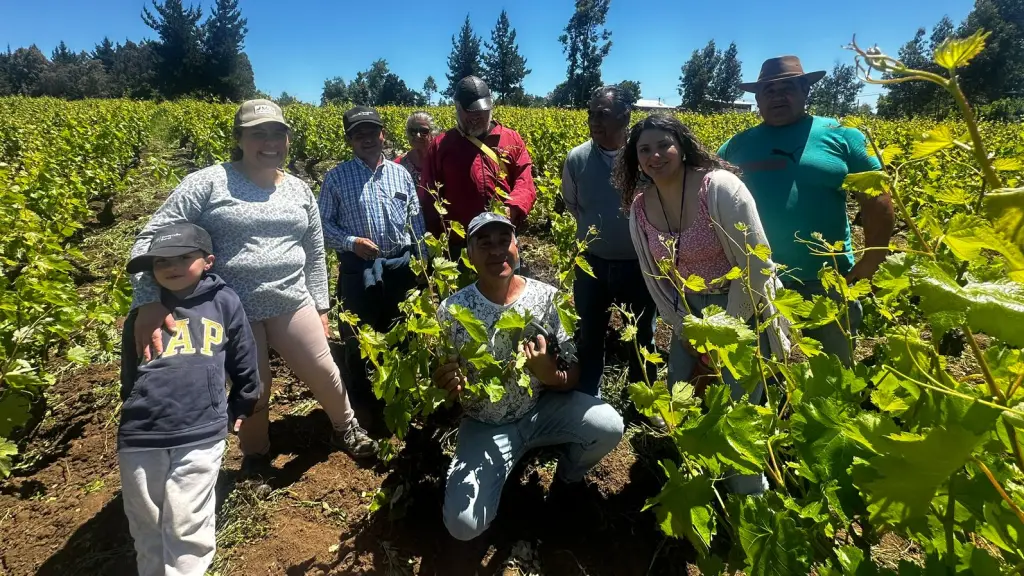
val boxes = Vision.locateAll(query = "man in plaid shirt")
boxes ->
[319,106,426,404]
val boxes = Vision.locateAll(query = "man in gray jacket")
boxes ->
[561,85,657,397]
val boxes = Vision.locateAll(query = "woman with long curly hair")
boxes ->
[613,113,789,495]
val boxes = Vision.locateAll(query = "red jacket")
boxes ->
[418,122,536,236]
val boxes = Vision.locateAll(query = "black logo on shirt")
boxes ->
[770,146,804,164]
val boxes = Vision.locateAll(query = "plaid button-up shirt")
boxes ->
[319,156,426,258]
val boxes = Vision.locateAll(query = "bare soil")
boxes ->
[0,348,688,576]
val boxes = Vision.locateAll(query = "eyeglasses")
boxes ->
[408,128,431,137]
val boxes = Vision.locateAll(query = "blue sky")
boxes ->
[2,0,973,106]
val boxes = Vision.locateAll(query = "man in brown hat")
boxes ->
[718,55,894,366]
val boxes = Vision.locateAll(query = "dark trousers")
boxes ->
[573,253,657,397]
[336,255,418,401]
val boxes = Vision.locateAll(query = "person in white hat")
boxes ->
[718,56,894,366]
[432,212,623,543]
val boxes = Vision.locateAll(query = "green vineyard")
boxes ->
[2,40,1024,573]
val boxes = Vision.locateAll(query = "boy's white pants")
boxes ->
[119,439,225,576]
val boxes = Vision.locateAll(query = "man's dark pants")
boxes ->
[573,253,657,397]
[336,253,418,404]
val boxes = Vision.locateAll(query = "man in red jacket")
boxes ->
[419,76,537,242]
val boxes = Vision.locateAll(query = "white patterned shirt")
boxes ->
[438,278,576,425]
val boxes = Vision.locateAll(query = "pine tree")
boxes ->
[422,75,438,104]
[92,37,117,72]
[202,0,253,101]
[445,15,483,97]
[678,40,720,112]
[110,40,158,99]
[482,10,531,103]
[51,41,80,66]
[709,42,742,106]
[142,0,206,98]
[558,0,613,108]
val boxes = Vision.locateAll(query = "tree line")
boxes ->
[0,0,255,102]
[321,3,641,109]
[1,0,1020,118]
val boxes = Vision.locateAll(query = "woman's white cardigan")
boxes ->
[627,169,791,361]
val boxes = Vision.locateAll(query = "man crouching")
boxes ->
[433,211,624,542]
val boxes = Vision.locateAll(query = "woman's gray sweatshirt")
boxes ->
[130,164,329,321]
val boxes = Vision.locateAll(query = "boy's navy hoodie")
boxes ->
[119,273,261,450]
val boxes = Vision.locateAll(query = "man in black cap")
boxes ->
[718,55,894,367]
[432,211,623,542]
[319,105,426,407]
[418,76,537,245]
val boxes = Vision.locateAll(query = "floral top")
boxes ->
[395,153,422,189]
[635,173,732,292]
[437,278,575,425]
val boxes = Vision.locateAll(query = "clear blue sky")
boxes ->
[1,0,973,107]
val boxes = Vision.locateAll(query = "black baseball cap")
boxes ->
[127,223,214,274]
[455,76,493,112]
[467,212,515,239]
[342,106,383,134]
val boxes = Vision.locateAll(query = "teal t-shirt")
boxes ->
[718,116,880,282]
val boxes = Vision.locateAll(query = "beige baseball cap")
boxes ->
[234,99,290,129]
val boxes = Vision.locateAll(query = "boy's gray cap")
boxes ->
[127,223,213,274]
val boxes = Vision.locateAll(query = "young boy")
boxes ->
[120,222,261,576]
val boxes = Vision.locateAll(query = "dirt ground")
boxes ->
[0,340,695,576]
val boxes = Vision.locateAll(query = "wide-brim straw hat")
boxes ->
[739,55,826,93]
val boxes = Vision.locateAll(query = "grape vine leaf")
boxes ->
[911,261,1024,348]
[66,346,90,365]
[956,544,1003,576]
[791,398,897,518]
[943,213,1024,281]
[733,494,813,576]
[643,460,716,555]
[984,187,1024,254]
[771,288,811,323]
[991,157,1022,172]
[448,304,489,343]
[681,305,755,351]
[494,308,529,331]
[675,385,766,474]
[979,501,1024,557]
[791,353,867,403]
[934,29,989,70]
[851,424,988,528]
[911,126,954,159]
[408,316,441,336]
[844,170,890,197]
[0,440,16,478]
[0,393,32,438]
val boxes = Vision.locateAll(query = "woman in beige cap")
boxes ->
[127,99,378,482]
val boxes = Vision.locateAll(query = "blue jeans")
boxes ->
[443,391,624,541]
[574,254,657,396]
[667,292,769,496]
[789,282,863,368]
